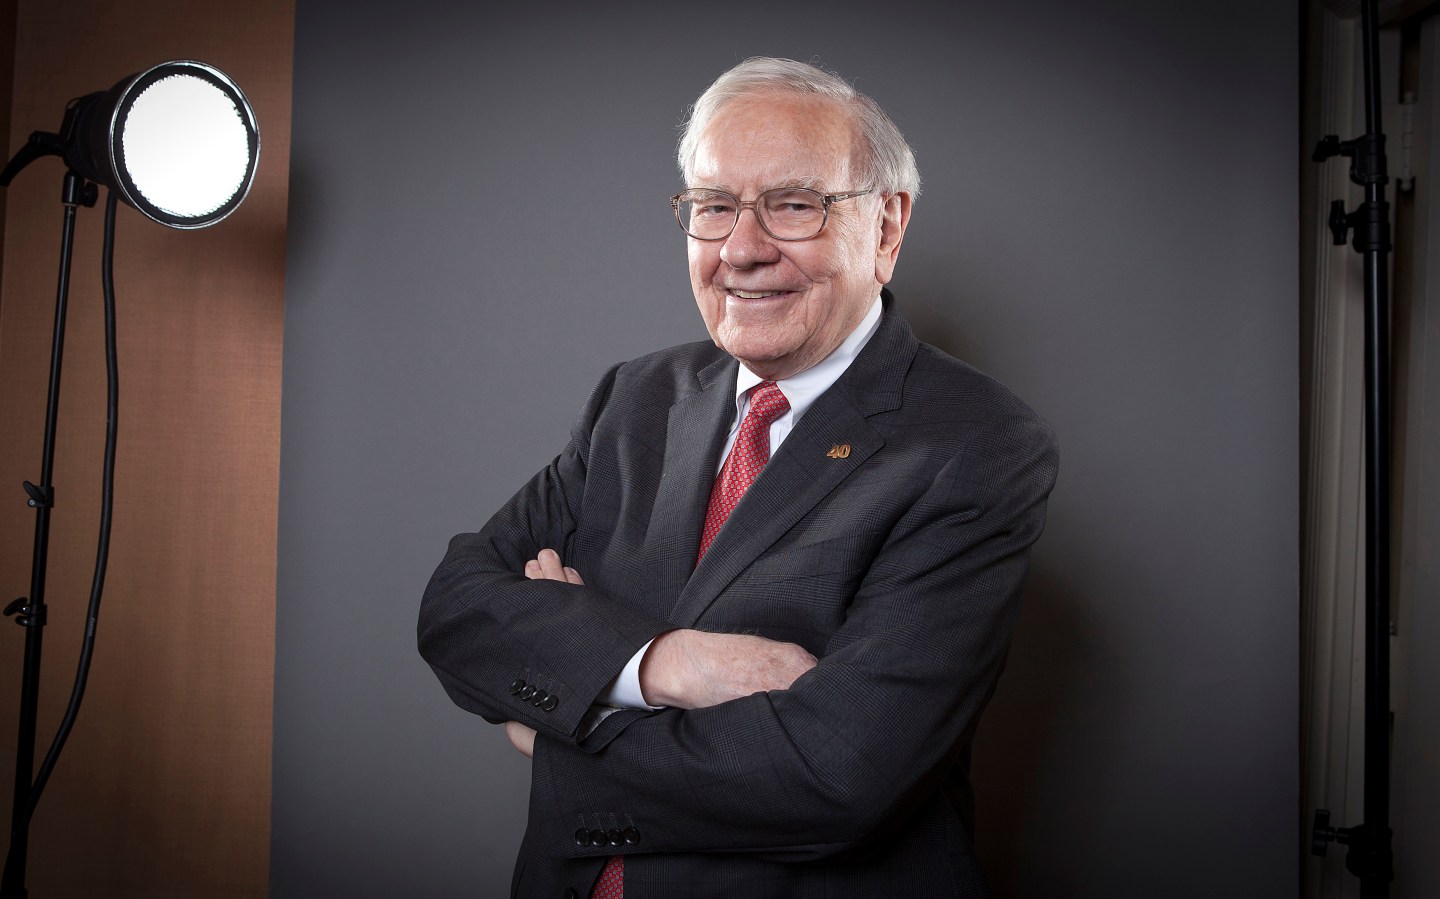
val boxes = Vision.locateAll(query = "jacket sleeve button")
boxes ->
[574,829,591,847]
[509,678,526,695]
[623,827,640,845]
[541,695,560,711]
[589,829,607,846]
[519,685,537,700]
[529,690,549,707]
[607,829,623,846]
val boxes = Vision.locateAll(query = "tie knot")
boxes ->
[749,381,789,425]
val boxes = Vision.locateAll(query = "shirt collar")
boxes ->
[733,294,883,420]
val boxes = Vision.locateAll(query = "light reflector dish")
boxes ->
[108,61,260,229]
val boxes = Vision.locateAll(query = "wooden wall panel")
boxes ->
[0,1,292,895]
[0,0,15,307]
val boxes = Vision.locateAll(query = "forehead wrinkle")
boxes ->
[768,174,829,192]
[687,174,831,195]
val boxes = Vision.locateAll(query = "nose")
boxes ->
[719,206,781,269]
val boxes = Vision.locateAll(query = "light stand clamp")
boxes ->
[1315,133,1392,252]
[1313,810,1394,883]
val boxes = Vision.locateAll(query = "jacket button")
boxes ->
[564,890,579,899]
[574,829,591,847]
[509,678,526,695]
[529,689,549,707]
[623,827,640,845]
[519,685,537,700]
[607,829,623,846]
[589,829,607,846]
[541,694,560,711]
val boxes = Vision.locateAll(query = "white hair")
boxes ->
[677,57,921,198]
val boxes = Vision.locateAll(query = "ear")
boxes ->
[873,192,911,285]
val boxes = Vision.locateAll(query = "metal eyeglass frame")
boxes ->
[670,187,872,241]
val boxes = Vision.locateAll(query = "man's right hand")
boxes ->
[640,628,818,710]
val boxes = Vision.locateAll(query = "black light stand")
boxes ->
[1310,0,1395,893]
[0,167,97,899]
[0,60,258,899]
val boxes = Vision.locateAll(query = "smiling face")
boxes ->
[686,92,909,380]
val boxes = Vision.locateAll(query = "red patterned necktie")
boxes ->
[591,855,624,899]
[589,382,788,899]
[697,381,790,560]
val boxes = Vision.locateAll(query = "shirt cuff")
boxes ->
[595,638,663,709]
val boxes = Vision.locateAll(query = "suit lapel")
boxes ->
[667,292,917,628]
[642,353,737,603]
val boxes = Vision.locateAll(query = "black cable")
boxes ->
[29,189,119,809]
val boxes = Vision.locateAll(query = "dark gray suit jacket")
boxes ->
[419,293,1058,898]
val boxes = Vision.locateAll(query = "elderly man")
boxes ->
[419,57,1058,898]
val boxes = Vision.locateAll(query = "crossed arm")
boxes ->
[503,547,817,757]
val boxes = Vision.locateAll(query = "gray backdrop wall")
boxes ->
[273,1,1298,896]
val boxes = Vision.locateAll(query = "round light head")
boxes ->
[104,61,260,229]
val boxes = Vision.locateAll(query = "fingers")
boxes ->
[504,720,536,759]
[523,549,585,584]
[536,548,568,581]
[745,637,817,692]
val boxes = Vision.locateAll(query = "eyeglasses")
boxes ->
[670,187,872,241]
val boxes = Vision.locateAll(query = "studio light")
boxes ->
[0,59,259,227]
[1,60,260,899]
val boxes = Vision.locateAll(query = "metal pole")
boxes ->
[0,171,90,899]
[1310,0,1394,890]
[1358,0,1393,893]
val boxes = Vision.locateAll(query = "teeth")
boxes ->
[732,289,780,299]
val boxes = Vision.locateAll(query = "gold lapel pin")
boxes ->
[826,444,852,459]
